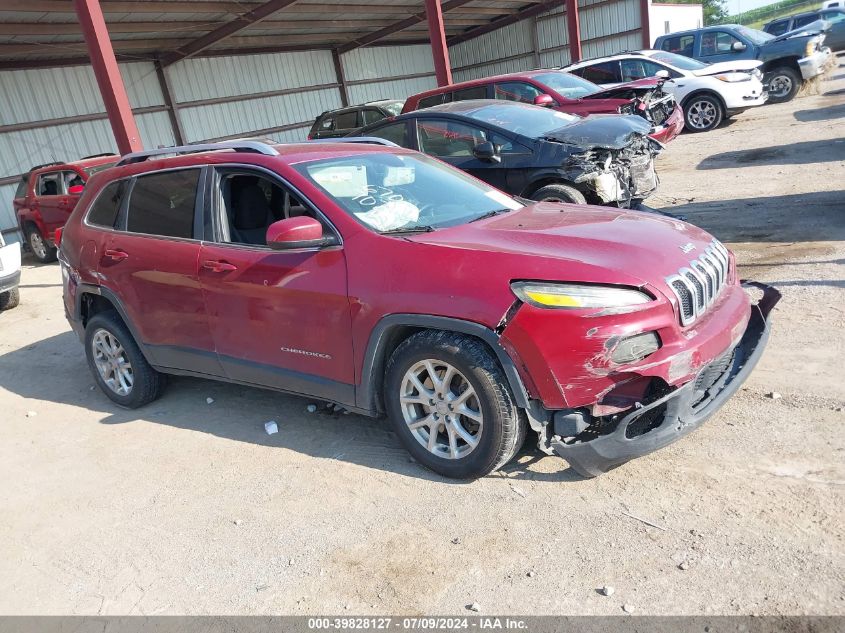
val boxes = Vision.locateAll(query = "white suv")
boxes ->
[563,50,767,133]
[0,232,21,310]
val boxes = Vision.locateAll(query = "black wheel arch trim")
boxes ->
[75,283,155,364]
[357,313,531,413]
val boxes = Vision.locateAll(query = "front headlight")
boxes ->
[805,41,816,57]
[511,282,653,309]
[715,72,751,83]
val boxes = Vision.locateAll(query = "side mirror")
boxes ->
[266,216,333,250]
[655,69,670,79]
[68,184,85,194]
[731,41,747,52]
[473,141,501,163]
[533,93,556,107]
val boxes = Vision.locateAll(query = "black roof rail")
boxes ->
[116,140,279,166]
[306,137,399,147]
[28,161,65,172]
[81,152,119,159]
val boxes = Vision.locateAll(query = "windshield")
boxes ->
[736,26,774,44]
[83,161,118,176]
[463,104,580,139]
[649,51,708,70]
[294,153,522,233]
[529,71,600,98]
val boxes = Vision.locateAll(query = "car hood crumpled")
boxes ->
[409,203,718,288]
[542,115,652,150]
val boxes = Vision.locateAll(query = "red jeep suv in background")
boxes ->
[59,140,778,479]
[403,70,684,145]
[13,153,117,262]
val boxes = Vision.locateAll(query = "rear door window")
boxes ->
[660,34,696,57]
[451,85,488,101]
[334,111,359,130]
[87,180,127,228]
[125,169,200,239]
[366,122,410,147]
[37,172,62,196]
[573,61,622,83]
[793,14,817,27]
[361,109,387,125]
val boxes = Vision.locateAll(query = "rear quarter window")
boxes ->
[125,169,200,239]
[14,176,28,199]
[87,180,128,228]
[417,93,448,109]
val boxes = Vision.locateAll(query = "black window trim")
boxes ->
[108,165,207,243]
[206,163,343,252]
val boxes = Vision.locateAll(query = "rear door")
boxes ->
[34,170,67,239]
[197,166,354,402]
[99,167,221,374]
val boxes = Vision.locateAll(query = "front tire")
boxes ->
[766,67,801,103]
[0,288,19,310]
[85,311,166,408]
[683,94,724,132]
[385,331,527,479]
[530,183,587,205]
[26,226,57,263]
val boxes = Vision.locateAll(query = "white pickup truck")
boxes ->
[0,232,21,310]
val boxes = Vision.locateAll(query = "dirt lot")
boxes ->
[1,64,843,617]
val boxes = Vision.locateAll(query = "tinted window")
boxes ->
[765,20,790,36]
[361,109,387,125]
[320,116,335,130]
[367,122,409,147]
[87,180,127,228]
[660,34,695,57]
[126,169,199,239]
[452,86,487,101]
[794,14,817,27]
[494,81,544,103]
[418,93,448,109]
[335,111,359,129]
[573,61,621,84]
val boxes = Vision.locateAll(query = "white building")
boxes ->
[649,2,705,44]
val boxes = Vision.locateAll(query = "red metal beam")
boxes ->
[73,0,142,154]
[426,0,452,86]
[640,0,651,48]
[160,0,300,66]
[565,0,581,63]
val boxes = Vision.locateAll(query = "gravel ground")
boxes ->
[0,63,843,616]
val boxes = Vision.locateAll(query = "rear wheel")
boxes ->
[766,67,801,103]
[26,226,57,263]
[385,331,526,479]
[530,183,587,205]
[683,94,723,132]
[85,311,166,408]
[0,288,19,310]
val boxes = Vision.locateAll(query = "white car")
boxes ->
[0,232,21,310]
[563,50,767,133]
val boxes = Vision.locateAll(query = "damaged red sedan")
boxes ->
[59,140,777,479]
[402,69,685,144]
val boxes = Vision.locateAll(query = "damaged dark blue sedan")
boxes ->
[354,99,663,207]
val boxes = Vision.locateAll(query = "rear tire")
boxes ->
[0,288,19,310]
[26,226,57,263]
[765,67,801,103]
[385,330,527,479]
[85,311,166,408]
[530,183,587,205]
[683,94,724,132]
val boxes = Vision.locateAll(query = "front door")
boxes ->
[34,171,71,240]
[197,167,355,404]
[99,167,221,374]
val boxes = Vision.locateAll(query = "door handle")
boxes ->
[104,249,128,262]
[202,260,237,273]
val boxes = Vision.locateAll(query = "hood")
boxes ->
[692,59,763,76]
[409,204,717,288]
[542,115,652,149]
[771,19,829,41]
[588,77,661,99]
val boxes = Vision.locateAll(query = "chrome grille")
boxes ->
[667,240,731,326]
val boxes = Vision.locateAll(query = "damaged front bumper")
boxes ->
[550,282,780,477]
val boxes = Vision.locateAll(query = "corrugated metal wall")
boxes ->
[0,61,174,242]
[342,44,437,104]
[450,20,535,82]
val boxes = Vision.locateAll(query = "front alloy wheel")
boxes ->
[400,359,483,459]
[684,96,723,132]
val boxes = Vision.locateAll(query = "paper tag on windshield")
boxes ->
[485,189,522,210]
[309,165,368,198]
[384,166,415,187]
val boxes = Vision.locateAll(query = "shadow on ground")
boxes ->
[0,330,578,483]
[697,139,845,169]
[656,190,845,243]
[793,102,845,122]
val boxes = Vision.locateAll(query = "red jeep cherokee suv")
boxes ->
[14,154,118,263]
[59,140,778,479]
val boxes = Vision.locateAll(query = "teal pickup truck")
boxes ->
[654,24,830,103]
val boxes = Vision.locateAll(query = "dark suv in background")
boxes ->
[308,100,404,139]
[764,9,845,51]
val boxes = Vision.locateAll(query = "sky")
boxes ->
[722,0,791,16]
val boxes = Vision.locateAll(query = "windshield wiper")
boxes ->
[380,225,435,235]
[468,208,511,223]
